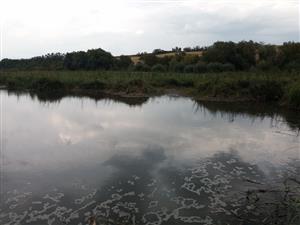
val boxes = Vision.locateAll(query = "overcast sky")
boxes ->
[0,0,299,58]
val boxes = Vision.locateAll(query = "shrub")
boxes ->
[207,63,235,72]
[193,62,207,73]
[134,62,150,72]
[30,78,65,92]
[169,60,185,72]
[249,80,284,102]
[257,60,274,71]
[207,62,225,72]
[222,63,235,71]
[288,84,300,108]
[151,64,166,72]
[162,78,194,87]
[126,79,148,94]
[80,80,106,90]
[115,55,132,69]
[184,65,195,73]
[285,60,300,72]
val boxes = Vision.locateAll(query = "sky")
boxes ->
[0,0,299,58]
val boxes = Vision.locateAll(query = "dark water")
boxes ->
[0,91,299,225]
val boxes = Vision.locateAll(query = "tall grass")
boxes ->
[0,70,299,109]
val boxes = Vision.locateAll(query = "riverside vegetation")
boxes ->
[0,41,300,109]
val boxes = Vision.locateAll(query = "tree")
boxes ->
[140,54,158,67]
[115,55,133,69]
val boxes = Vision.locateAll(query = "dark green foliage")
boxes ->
[0,53,64,70]
[249,80,284,101]
[0,71,299,108]
[279,42,300,68]
[86,49,114,70]
[140,54,158,67]
[160,78,194,87]
[182,54,199,65]
[203,41,258,70]
[169,59,185,72]
[125,79,149,94]
[288,84,300,108]
[222,63,235,72]
[193,62,207,73]
[207,63,224,72]
[285,60,300,72]
[0,41,299,74]
[64,48,114,70]
[80,81,106,90]
[30,78,65,92]
[152,49,166,54]
[64,51,87,70]
[134,62,150,72]
[115,55,133,69]
[257,60,274,71]
[258,44,278,65]
[207,63,235,72]
[184,65,194,73]
[151,64,166,72]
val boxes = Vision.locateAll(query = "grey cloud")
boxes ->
[2,0,299,58]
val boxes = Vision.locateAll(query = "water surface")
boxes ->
[0,91,299,225]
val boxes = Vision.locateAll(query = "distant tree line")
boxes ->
[1,41,299,73]
[0,49,132,71]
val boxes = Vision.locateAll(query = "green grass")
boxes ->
[0,70,299,109]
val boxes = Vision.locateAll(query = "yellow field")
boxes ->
[129,51,203,64]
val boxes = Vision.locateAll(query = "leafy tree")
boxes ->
[151,64,167,72]
[115,55,133,69]
[279,42,300,67]
[134,62,150,72]
[140,54,158,67]
[193,62,207,73]
[169,58,185,72]
[86,48,114,70]
[184,65,194,73]
[152,49,166,54]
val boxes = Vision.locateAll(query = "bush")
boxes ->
[151,64,166,72]
[184,65,194,73]
[288,84,300,108]
[193,62,207,73]
[249,80,284,102]
[285,60,300,72]
[169,59,185,72]
[80,80,106,90]
[207,63,235,72]
[115,55,132,69]
[162,78,194,87]
[207,62,225,72]
[134,62,150,72]
[30,78,65,92]
[257,60,274,71]
[222,63,235,71]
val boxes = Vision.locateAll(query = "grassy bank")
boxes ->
[0,70,299,109]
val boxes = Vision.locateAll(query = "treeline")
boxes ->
[0,41,299,72]
[0,49,132,71]
[136,41,300,73]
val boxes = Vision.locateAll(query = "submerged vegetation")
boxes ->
[0,70,300,109]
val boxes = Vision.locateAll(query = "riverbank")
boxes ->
[0,70,299,109]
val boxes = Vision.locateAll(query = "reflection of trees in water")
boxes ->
[6,90,300,132]
[6,90,149,106]
[194,100,300,134]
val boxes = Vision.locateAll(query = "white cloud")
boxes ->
[0,0,298,58]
